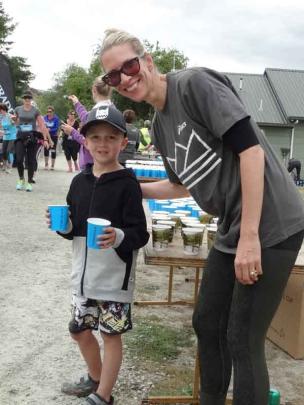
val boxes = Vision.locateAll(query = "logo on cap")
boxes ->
[96,106,109,120]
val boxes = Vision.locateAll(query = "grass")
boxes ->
[124,315,196,397]
[125,316,194,363]
[149,366,194,397]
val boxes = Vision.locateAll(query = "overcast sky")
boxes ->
[3,0,304,90]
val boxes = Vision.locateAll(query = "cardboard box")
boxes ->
[267,268,304,359]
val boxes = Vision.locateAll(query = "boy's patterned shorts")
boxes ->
[68,294,132,335]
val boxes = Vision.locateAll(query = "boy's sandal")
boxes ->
[85,393,114,405]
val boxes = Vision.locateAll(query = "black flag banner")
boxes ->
[0,54,15,113]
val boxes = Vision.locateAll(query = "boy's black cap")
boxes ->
[81,105,127,136]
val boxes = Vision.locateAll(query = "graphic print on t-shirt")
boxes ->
[166,128,222,190]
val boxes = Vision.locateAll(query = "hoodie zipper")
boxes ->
[80,176,98,295]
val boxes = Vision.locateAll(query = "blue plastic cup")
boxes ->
[87,218,111,249]
[48,205,69,232]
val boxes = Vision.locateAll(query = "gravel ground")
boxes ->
[0,153,303,405]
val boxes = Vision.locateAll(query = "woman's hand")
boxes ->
[61,123,73,135]
[98,227,116,249]
[234,234,263,285]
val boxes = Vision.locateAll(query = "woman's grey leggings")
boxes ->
[192,231,303,405]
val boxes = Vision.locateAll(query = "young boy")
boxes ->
[47,105,149,405]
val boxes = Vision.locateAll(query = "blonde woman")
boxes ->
[98,29,304,405]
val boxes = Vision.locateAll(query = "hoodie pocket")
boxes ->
[85,248,127,292]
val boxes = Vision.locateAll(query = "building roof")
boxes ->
[223,72,288,126]
[265,68,304,121]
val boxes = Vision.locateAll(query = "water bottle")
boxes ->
[269,389,280,405]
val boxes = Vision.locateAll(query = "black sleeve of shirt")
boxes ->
[115,180,150,255]
[222,117,259,154]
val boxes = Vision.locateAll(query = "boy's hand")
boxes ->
[98,227,116,249]
[45,209,51,228]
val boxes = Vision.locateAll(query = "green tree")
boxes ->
[0,2,34,101]
[9,56,35,99]
[0,1,16,53]
[36,64,93,118]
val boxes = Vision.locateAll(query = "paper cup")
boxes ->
[87,218,111,249]
[182,227,204,255]
[156,220,175,241]
[152,224,171,251]
[48,205,69,232]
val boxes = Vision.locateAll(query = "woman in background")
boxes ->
[61,110,80,172]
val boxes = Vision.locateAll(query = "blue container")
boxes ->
[48,205,69,232]
[87,218,111,249]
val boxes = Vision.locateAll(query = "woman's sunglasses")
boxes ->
[102,56,142,87]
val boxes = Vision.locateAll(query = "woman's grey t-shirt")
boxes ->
[15,105,40,132]
[152,68,304,253]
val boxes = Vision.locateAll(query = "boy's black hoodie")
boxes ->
[59,165,149,303]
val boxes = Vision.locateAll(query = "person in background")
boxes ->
[43,106,60,170]
[46,105,149,405]
[99,28,304,405]
[138,119,152,152]
[61,111,80,172]
[119,109,140,165]
[61,76,113,170]
[287,157,301,182]
[14,91,50,191]
[0,103,17,173]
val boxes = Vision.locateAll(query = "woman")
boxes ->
[99,29,304,405]
[61,111,80,172]
[43,105,60,170]
[14,91,50,191]
[0,103,17,173]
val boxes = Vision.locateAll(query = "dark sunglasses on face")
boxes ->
[102,56,142,87]
[47,111,53,113]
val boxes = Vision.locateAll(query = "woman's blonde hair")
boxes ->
[100,29,145,61]
[92,76,112,98]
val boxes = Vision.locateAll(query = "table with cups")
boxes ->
[136,198,217,307]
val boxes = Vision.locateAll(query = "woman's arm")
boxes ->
[70,128,85,145]
[36,115,53,148]
[141,179,190,200]
[68,96,88,124]
[235,144,265,285]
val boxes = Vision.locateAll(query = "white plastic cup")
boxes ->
[206,224,217,251]
[48,205,69,232]
[182,227,204,255]
[152,224,171,251]
[87,218,111,249]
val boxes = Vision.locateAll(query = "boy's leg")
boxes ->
[71,329,102,382]
[96,333,122,403]
[95,301,132,403]
[61,295,102,397]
